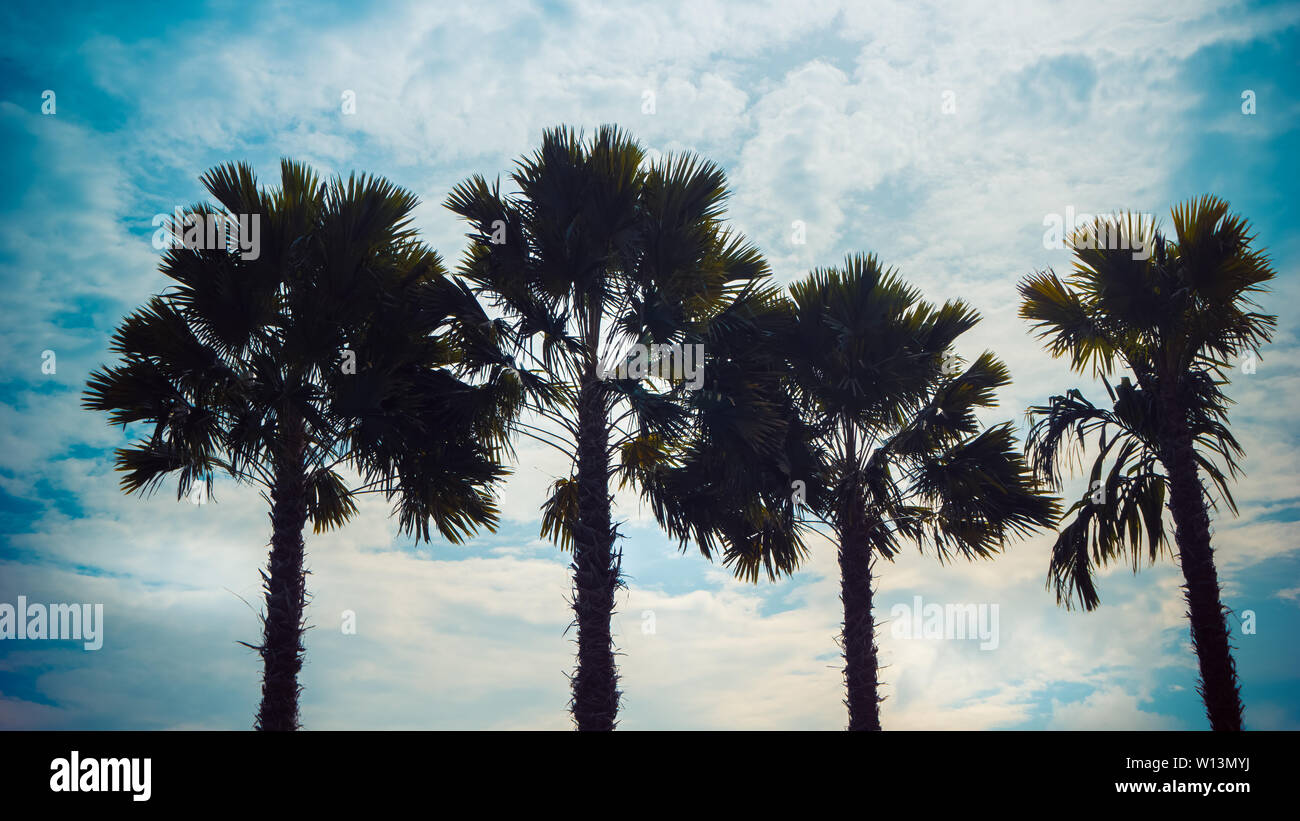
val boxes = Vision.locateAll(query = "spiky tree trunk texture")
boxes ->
[839,473,882,731]
[255,416,309,731]
[1159,384,1245,731]
[569,373,620,730]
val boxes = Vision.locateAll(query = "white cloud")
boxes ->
[1045,687,1186,730]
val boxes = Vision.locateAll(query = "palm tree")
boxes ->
[772,254,1058,730]
[1020,197,1276,731]
[446,125,791,730]
[84,160,521,730]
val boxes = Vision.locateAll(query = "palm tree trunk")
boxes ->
[569,374,620,730]
[1159,389,1244,731]
[255,419,309,731]
[839,480,881,731]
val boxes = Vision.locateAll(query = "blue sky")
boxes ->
[0,0,1297,730]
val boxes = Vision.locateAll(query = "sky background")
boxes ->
[0,0,1297,730]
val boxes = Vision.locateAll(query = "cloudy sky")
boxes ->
[1,0,1297,730]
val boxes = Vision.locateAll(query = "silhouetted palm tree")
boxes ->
[446,126,789,730]
[85,160,520,730]
[1020,197,1275,731]
[779,254,1058,730]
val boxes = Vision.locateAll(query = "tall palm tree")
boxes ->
[446,125,791,730]
[1020,197,1275,731]
[772,254,1058,730]
[84,160,521,730]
